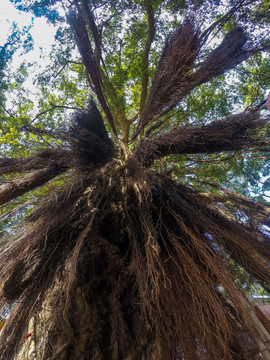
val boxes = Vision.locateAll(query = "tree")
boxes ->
[0,0,270,359]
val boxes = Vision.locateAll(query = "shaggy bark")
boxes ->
[133,18,268,139]
[68,11,117,137]
[131,110,267,166]
[0,165,67,206]
[0,165,269,359]
[139,0,155,116]
[0,149,70,176]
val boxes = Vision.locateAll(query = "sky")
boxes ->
[0,0,58,107]
[0,0,56,76]
[0,0,56,45]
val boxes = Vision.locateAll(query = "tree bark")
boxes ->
[131,110,266,166]
[0,166,66,206]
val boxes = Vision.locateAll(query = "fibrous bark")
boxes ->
[1,162,269,359]
[131,109,268,167]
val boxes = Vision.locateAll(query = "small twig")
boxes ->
[65,59,83,65]
[0,104,16,119]
[200,0,256,46]
[92,0,110,11]
[100,9,125,31]
[22,124,69,142]
[31,105,81,124]
[52,62,68,80]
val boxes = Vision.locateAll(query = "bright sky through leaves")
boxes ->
[0,0,56,89]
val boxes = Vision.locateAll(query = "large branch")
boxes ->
[97,70,131,145]
[80,0,102,64]
[0,200,33,222]
[78,0,131,143]
[130,110,268,166]
[139,0,155,116]
[0,149,70,176]
[0,165,67,206]
[68,11,117,137]
[132,6,268,140]
[201,182,270,228]
[132,19,200,140]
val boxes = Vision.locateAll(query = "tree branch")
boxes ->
[0,166,67,206]
[131,19,200,140]
[77,0,130,143]
[130,110,269,166]
[199,0,255,45]
[23,123,69,142]
[139,0,155,116]
[132,3,266,140]
[48,341,70,360]
[30,105,80,123]
[80,0,102,64]
[92,0,110,11]
[199,181,270,227]
[99,71,130,143]
[0,149,70,175]
[52,62,68,80]
[0,104,16,119]
[68,10,117,137]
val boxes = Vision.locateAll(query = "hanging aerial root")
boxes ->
[133,18,267,139]
[134,18,200,137]
[125,174,270,359]
[0,149,70,176]
[0,169,269,359]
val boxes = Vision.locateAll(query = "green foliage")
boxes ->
[228,259,269,297]
[0,21,33,101]
[2,0,269,176]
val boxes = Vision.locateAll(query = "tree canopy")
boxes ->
[0,0,270,359]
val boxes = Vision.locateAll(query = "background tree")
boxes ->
[0,0,270,359]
